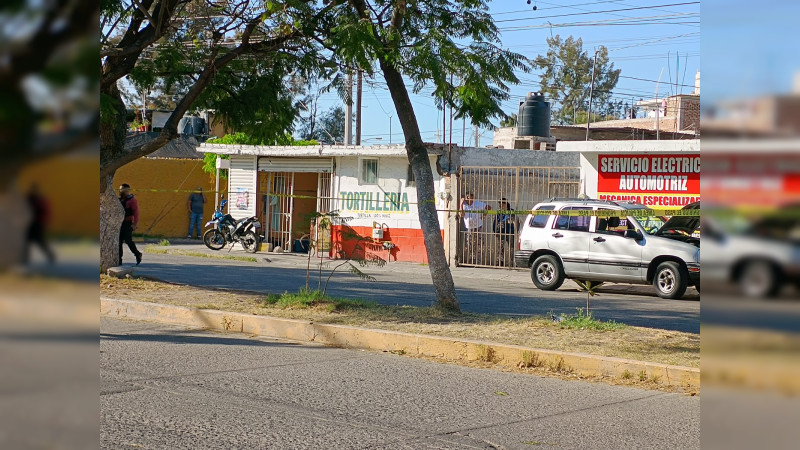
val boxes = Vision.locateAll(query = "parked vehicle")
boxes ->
[701,203,800,298]
[515,199,700,299]
[203,199,261,253]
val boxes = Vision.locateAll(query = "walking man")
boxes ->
[24,184,55,264]
[119,183,142,266]
[187,186,206,239]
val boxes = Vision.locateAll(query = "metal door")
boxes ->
[588,210,644,282]
[264,172,294,251]
[547,206,591,277]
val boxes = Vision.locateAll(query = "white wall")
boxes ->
[332,156,445,230]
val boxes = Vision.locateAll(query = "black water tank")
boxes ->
[517,92,550,137]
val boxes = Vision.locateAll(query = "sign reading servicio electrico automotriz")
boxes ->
[597,154,700,208]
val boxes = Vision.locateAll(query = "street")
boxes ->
[101,317,699,449]
[130,243,700,333]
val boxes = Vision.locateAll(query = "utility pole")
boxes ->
[344,72,353,145]
[585,50,599,141]
[355,69,362,145]
[389,115,393,144]
[655,67,664,140]
[474,124,479,147]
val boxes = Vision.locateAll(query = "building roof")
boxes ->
[198,143,445,157]
[556,139,700,153]
[125,132,204,159]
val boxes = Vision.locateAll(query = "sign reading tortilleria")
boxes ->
[597,154,700,208]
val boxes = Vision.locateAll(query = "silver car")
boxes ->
[514,199,700,299]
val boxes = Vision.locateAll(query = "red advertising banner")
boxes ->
[597,154,700,208]
[702,153,800,206]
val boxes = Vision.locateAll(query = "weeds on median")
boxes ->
[261,288,377,313]
[553,308,626,331]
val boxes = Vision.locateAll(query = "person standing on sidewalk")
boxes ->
[119,183,142,266]
[458,192,489,265]
[24,183,55,264]
[187,186,206,239]
[493,198,518,267]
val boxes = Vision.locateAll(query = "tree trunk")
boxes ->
[0,181,31,270]
[379,59,460,312]
[100,174,123,273]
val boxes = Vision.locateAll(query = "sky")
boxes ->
[701,0,800,105]
[311,0,701,147]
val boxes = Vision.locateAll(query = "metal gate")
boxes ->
[457,166,581,268]
[263,172,294,250]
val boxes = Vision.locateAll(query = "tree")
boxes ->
[500,113,518,128]
[325,0,528,311]
[533,35,620,125]
[100,0,332,271]
[299,105,345,144]
[0,1,98,267]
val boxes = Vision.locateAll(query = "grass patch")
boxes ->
[143,246,257,263]
[261,288,376,313]
[100,275,699,368]
[157,239,171,246]
[554,308,626,331]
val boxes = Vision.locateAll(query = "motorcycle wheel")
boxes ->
[241,231,259,253]
[203,229,226,250]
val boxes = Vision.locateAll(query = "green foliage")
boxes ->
[554,308,626,331]
[533,35,622,125]
[499,113,517,128]
[202,133,318,179]
[157,239,170,246]
[298,105,346,144]
[323,0,530,129]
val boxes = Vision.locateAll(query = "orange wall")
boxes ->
[17,154,98,237]
[114,158,226,237]
[331,225,443,264]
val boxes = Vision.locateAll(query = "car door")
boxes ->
[548,206,591,277]
[588,208,644,282]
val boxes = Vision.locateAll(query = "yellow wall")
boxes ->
[114,158,226,238]
[17,154,99,237]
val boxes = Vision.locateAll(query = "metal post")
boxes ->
[215,157,220,212]
[655,67,664,141]
[345,72,353,145]
[585,50,599,141]
[355,69,362,145]
[389,115,392,144]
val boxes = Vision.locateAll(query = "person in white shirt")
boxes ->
[458,192,490,264]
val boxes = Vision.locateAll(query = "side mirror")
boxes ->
[625,229,643,240]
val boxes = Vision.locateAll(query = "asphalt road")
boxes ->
[128,243,700,333]
[101,317,699,449]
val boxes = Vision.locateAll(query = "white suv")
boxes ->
[515,199,700,299]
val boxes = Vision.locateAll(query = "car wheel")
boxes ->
[653,261,688,299]
[531,255,565,291]
[739,260,780,298]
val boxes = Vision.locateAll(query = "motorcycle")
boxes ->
[203,199,262,253]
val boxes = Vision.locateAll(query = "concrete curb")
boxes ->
[101,297,699,390]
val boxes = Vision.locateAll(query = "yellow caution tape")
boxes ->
[127,189,703,216]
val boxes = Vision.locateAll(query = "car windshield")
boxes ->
[636,215,667,235]
[619,205,665,234]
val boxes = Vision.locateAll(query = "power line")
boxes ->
[494,2,699,23]
[498,13,700,31]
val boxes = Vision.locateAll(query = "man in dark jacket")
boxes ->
[119,183,142,266]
